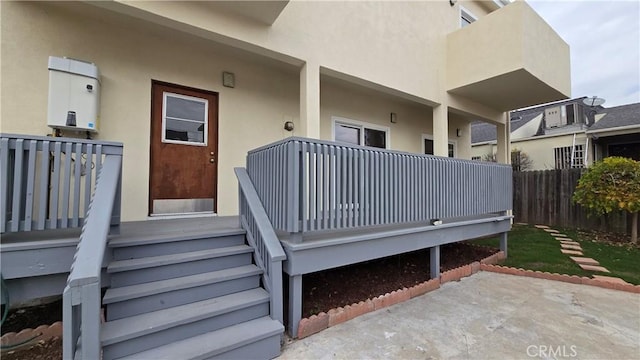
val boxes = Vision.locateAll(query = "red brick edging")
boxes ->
[0,321,62,351]
[297,251,506,338]
[480,264,640,294]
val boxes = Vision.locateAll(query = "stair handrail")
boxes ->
[62,155,123,360]
[235,167,286,324]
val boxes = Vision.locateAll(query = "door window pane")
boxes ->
[163,92,208,145]
[424,138,454,158]
[335,124,361,145]
[424,139,434,155]
[364,128,386,148]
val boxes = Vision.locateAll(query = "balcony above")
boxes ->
[200,0,289,25]
[446,1,571,111]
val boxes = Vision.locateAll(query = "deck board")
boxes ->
[0,216,241,246]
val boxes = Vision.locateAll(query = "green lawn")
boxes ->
[471,224,640,285]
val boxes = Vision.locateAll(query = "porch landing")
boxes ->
[0,216,241,305]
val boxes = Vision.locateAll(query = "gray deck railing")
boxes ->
[247,137,512,236]
[0,133,123,233]
[235,168,286,324]
[63,154,123,360]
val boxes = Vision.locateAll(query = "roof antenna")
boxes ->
[583,96,605,125]
[583,96,605,107]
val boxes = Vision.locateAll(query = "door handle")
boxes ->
[210,158,215,163]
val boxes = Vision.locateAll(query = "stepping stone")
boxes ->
[544,229,559,233]
[552,234,568,238]
[592,275,628,285]
[554,237,573,241]
[560,241,580,246]
[561,249,583,256]
[561,244,582,251]
[579,264,610,273]
[569,256,599,266]
[535,225,550,229]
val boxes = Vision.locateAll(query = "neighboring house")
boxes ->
[587,103,640,161]
[470,97,631,170]
[0,1,570,358]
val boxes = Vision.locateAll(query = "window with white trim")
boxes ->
[460,6,477,28]
[554,145,584,169]
[422,135,455,158]
[162,92,208,146]
[332,117,389,149]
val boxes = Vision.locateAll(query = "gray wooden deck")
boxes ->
[0,216,241,305]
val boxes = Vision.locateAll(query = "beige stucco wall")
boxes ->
[319,80,472,158]
[104,0,457,106]
[0,1,300,220]
[1,1,480,220]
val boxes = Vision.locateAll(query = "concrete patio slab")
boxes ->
[279,272,639,360]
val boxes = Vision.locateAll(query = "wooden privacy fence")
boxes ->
[513,169,633,235]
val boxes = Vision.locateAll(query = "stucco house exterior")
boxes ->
[471,99,640,170]
[1,1,570,358]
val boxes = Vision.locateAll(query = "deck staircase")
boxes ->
[99,226,283,360]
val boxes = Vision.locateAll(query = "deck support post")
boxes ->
[288,274,303,337]
[430,245,440,279]
[500,232,508,258]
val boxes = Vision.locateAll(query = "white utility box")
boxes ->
[47,56,100,133]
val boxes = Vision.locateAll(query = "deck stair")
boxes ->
[100,223,283,360]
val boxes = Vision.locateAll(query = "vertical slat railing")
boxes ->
[0,134,122,234]
[235,167,286,324]
[63,154,123,360]
[246,137,512,237]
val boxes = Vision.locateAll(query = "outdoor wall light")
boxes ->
[284,121,294,131]
[456,128,462,137]
[222,71,235,88]
[390,112,397,124]
[449,0,457,6]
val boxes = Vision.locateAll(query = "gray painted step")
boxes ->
[101,288,270,359]
[104,265,262,320]
[110,232,246,260]
[117,316,284,360]
[108,245,254,287]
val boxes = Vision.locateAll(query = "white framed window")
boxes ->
[471,156,481,161]
[422,134,456,158]
[460,6,477,28]
[162,92,208,146]
[332,117,390,149]
[554,145,584,169]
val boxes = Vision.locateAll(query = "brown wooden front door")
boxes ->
[149,81,218,215]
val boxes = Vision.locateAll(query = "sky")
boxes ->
[526,0,640,108]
